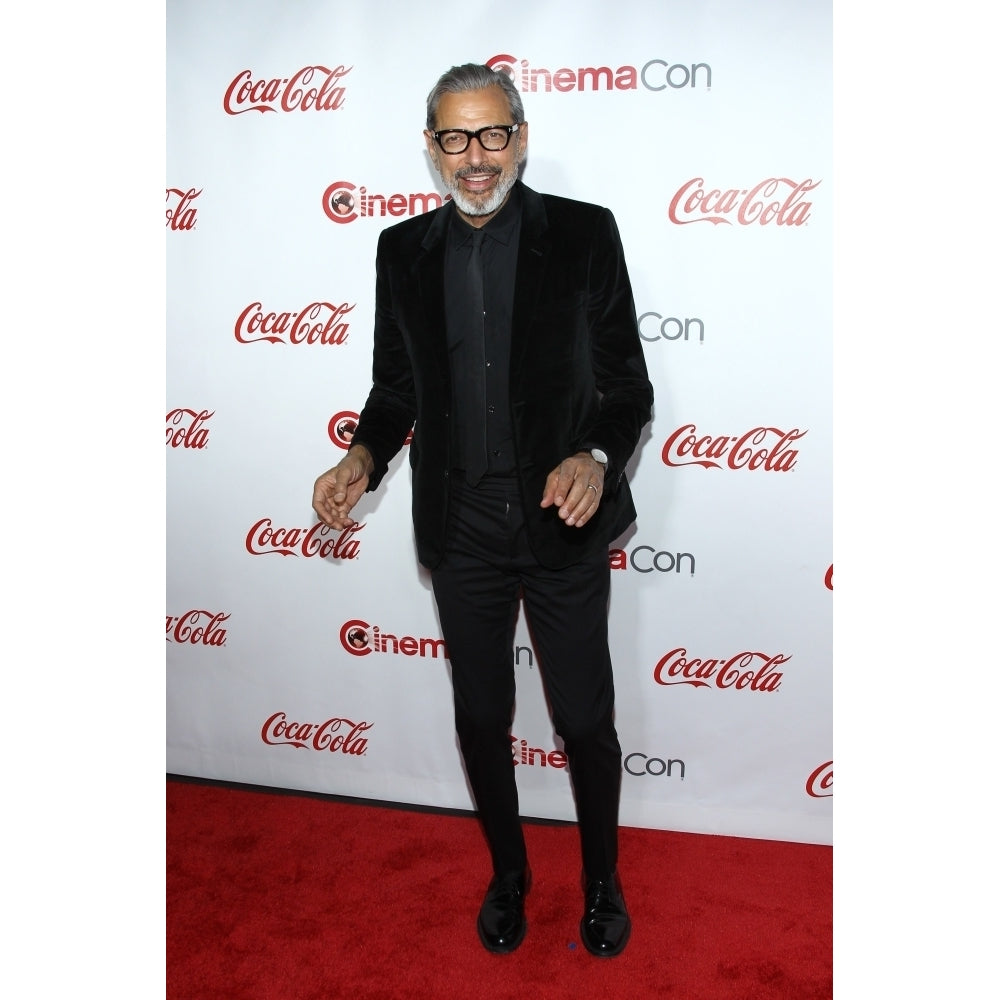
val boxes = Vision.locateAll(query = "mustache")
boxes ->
[454,164,502,179]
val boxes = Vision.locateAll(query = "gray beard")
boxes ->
[447,169,518,217]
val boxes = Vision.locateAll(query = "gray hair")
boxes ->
[425,63,525,131]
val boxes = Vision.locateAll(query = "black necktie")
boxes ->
[464,229,488,486]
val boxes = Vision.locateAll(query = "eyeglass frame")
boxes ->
[430,123,523,155]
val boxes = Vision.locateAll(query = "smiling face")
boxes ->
[424,86,528,228]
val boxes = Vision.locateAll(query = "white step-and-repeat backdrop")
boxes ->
[167,0,832,845]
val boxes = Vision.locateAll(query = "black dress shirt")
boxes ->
[443,185,522,481]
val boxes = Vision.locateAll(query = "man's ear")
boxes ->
[423,131,441,171]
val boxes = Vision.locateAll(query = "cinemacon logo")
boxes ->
[610,545,694,575]
[234,301,354,346]
[662,424,805,471]
[327,411,412,450]
[486,53,710,92]
[260,712,372,755]
[638,312,704,344]
[669,177,819,226]
[340,619,448,659]
[323,181,450,224]
[624,753,685,779]
[654,648,788,692]
[223,65,351,115]
[510,736,566,769]
[507,738,686,778]
[329,411,360,449]
[246,519,363,560]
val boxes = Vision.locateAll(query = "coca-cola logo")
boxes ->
[669,178,819,226]
[234,301,354,346]
[510,735,567,769]
[166,408,213,449]
[327,411,412,450]
[339,619,448,660]
[322,180,449,224]
[223,65,351,115]
[166,187,200,230]
[653,648,787,692]
[662,424,805,471]
[246,519,363,559]
[261,711,372,755]
[166,610,230,646]
[806,760,832,798]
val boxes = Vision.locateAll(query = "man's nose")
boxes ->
[464,139,489,164]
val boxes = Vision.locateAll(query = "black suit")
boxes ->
[354,182,653,569]
[352,181,653,879]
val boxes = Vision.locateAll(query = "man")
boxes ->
[312,63,653,957]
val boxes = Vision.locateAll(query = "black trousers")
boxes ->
[430,472,622,881]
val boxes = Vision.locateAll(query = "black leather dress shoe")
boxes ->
[580,871,631,957]
[477,868,530,953]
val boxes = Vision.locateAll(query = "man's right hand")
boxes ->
[312,445,374,529]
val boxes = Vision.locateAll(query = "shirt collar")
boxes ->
[449,182,522,248]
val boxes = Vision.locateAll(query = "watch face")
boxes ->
[591,448,609,465]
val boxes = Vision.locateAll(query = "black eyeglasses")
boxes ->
[431,124,522,155]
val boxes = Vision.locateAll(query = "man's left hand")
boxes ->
[540,451,605,527]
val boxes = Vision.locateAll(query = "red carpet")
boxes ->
[167,776,832,999]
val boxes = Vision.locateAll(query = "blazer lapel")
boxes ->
[511,184,552,375]
[411,205,451,375]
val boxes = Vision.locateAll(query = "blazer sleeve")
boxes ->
[578,207,654,487]
[349,230,418,491]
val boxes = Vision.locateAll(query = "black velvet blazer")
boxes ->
[352,181,654,570]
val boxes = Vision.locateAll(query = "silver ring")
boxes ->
[586,484,598,493]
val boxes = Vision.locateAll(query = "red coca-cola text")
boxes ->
[166,610,230,646]
[261,712,372,755]
[166,408,213,448]
[166,187,200,230]
[223,66,351,115]
[234,301,353,345]
[246,519,363,559]
[662,424,805,471]
[653,648,787,692]
[669,177,819,226]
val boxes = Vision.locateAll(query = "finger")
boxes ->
[552,462,582,507]
[540,467,565,508]
[313,503,337,529]
[314,477,352,528]
[577,484,601,525]
[561,481,601,525]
